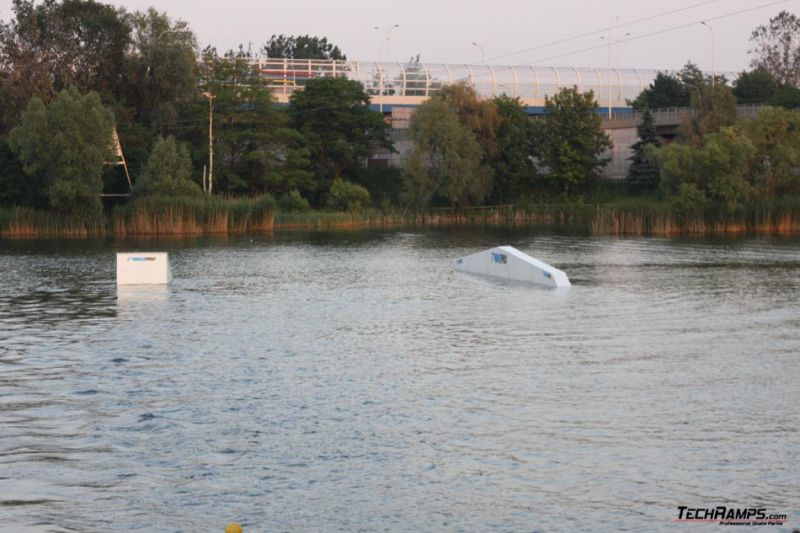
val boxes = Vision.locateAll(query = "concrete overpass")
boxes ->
[227,58,746,179]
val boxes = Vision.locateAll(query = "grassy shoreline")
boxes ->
[3,201,800,238]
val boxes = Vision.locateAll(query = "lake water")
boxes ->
[1,229,798,532]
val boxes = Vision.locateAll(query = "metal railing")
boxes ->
[221,58,681,103]
[604,104,768,125]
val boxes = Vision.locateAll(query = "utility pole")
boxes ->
[202,92,215,195]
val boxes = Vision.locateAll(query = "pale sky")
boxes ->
[2,0,799,72]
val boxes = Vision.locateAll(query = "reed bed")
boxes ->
[112,195,276,237]
[275,208,421,229]
[4,198,800,238]
[0,207,107,238]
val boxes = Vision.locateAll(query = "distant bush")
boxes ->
[278,189,311,212]
[326,179,371,211]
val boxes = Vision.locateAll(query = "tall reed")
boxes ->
[0,207,107,238]
[5,197,800,238]
[112,195,276,237]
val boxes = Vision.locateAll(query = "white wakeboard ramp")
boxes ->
[453,246,571,288]
[117,252,172,285]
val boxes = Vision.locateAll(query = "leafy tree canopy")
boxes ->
[197,47,313,197]
[681,83,738,145]
[289,76,391,201]
[434,81,501,159]
[770,85,800,108]
[489,95,536,203]
[135,135,201,198]
[404,98,491,209]
[733,68,780,104]
[655,128,755,211]
[8,86,114,217]
[263,35,345,60]
[630,72,691,111]
[124,8,198,124]
[531,88,612,195]
[0,0,130,128]
[739,106,800,195]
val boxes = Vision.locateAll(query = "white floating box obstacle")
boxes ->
[116,252,172,285]
[453,246,571,288]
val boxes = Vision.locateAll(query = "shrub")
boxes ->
[278,189,311,212]
[326,179,371,211]
[670,183,709,222]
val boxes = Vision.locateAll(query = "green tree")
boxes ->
[489,95,535,203]
[626,108,661,190]
[630,72,690,111]
[770,86,800,108]
[0,0,130,114]
[749,11,800,86]
[0,139,38,207]
[403,98,490,208]
[681,83,738,145]
[739,106,800,196]
[531,88,612,195]
[289,76,391,202]
[135,135,201,197]
[123,8,198,125]
[434,81,501,160]
[733,68,780,104]
[263,35,345,60]
[199,47,313,196]
[9,86,114,217]
[678,62,709,88]
[654,128,755,211]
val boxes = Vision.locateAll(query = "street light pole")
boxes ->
[472,42,485,64]
[374,24,398,115]
[701,21,716,87]
[601,17,629,119]
[605,17,619,119]
[374,24,399,62]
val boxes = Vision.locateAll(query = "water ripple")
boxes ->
[0,232,798,531]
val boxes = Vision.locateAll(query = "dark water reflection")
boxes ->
[1,230,799,532]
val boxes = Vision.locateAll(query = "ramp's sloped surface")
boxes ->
[453,246,570,288]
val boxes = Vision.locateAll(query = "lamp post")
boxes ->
[374,24,398,115]
[374,24,399,62]
[600,17,629,119]
[701,21,716,87]
[472,42,485,64]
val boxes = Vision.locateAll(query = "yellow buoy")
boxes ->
[225,523,243,533]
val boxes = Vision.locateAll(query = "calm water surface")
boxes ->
[1,229,798,532]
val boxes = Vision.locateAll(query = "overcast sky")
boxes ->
[1,0,799,72]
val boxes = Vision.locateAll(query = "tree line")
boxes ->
[0,0,378,218]
[2,1,800,219]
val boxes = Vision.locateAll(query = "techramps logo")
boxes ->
[674,506,789,527]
